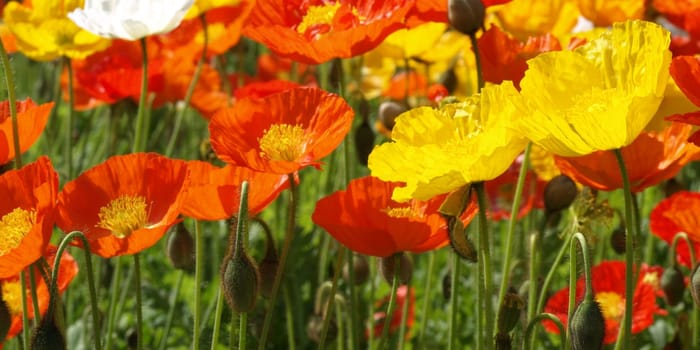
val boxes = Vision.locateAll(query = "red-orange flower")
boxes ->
[209,87,354,174]
[369,285,415,338]
[312,176,478,257]
[485,157,544,220]
[0,156,57,278]
[56,153,190,258]
[242,0,415,64]
[554,122,700,192]
[2,246,78,343]
[666,56,700,146]
[182,161,289,220]
[650,191,700,267]
[0,99,53,165]
[544,261,664,344]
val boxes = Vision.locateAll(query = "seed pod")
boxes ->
[166,222,195,271]
[690,263,700,308]
[30,313,66,350]
[377,101,407,133]
[354,119,375,166]
[569,299,605,350]
[661,265,686,307]
[380,253,413,285]
[221,251,260,313]
[343,254,370,286]
[0,288,10,340]
[543,175,578,213]
[497,288,524,334]
[610,226,626,255]
[448,0,485,36]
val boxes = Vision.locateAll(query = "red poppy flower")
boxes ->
[312,176,478,257]
[0,99,53,165]
[242,0,415,64]
[543,261,665,344]
[56,153,190,258]
[653,0,700,40]
[1,246,78,343]
[234,80,301,100]
[650,191,700,267]
[0,156,57,278]
[382,70,428,100]
[554,122,700,192]
[484,156,544,220]
[209,87,354,174]
[478,24,561,89]
[369,285,415,338]
[182,161,289,220]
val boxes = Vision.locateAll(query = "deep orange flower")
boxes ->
[478,24,561,89]
[554,122,700,192]
[544,261,665,344]
[56,153,190,258]
[485,156,544,220]
[666,56,700,146]
[312,176,478,257]
[2,246,78,343]
[0,99,53,165]
[209,87,354,174]
[233,80,301,100]
[183,161,289,220]
[0,156,57,278]
[405,0,512,27]
[382,70,428,100]
[242,0,415,64]
[650,191,700,267]
[369,285,415,338]
[653,0,700,40]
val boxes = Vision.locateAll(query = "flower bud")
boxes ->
[610,226,626,255]
[0,288,9,340]
[442,271,452,300]
[221,251,260,313]
[448,0,485,36]
[30,313,66,350]
[307,314,337,344]
[377,101,407,133]
[497,288,524,334]
[543,175,578,213]
[661,265,686,307]
[494,332,512,350]
[569,299,605,350]
[258,252,278,299]
[380,252,413,285]
[664,178,685,198]
[447,217,478,262]
[343,254,370,286]
[354,119,375,166]
[691,263,700,308]
[166,222,195,271]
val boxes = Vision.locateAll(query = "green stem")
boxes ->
[417,251,435,349]
[468,33,484,91]
[670,233,698,348]
[258,173,298,350]
[19,271,29,350]
[165,15,208,157]
[377,254,401,350]
[566,233,593,349]
[396,280,411,350]
[133,254,143,350]
[132,38,149,154]
[346,251,358,350]
[193,220,204,350]
[474,182,494,350]
[283,286,297,350]
[104,257,123,350]
[238,312,247,350]
[534,230,572,319]
[318,248,346,349]
[448,253,461,350]
[527,218,549,350]
[0,30,21,169]
[158,271,185,350]
[613,149,635,350]
[64,57,75,179]
[367,257,377,349]
[27,266,40,323]
[523,313,566,350]
[209,288,225,350]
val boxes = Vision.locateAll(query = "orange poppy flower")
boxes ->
[242,0,415,64]
[653,0,700,40]
[485,157,544,220]
[209,87,354,174]
[666,56,700,145]
[0,156,58,279]
[543,261,665,344]
[369,285,415,338]
[182,161,289,220]
[233,80,301,100]
[650,191,700,267]
[382,70,428,100]
[311,176,478,257]
[0,99,53,165]
[554,122,700,192]
[2,246,78,343]
[405,0,512,27]
[256,53,316,84]
[55,153,190,258]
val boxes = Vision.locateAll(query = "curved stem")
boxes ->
[523,313,566,350]
[613,149,635,350]
[417,251,435,349]
[133,253,143,350]
[318,248,346,349]
[376,254,401,350]
[566,233,593,349]
[238,312,247,350]
[104,257,123,350]
[258,173,298,350]
[193,220,204,350]
[64,57,75,178]
[0,31,21,169]
[158,271,185,350]
[534,231,572,319]
[474,182,494,350]
[132,38,149,154]
[448,252,461,350]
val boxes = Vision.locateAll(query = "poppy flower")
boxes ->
[185,0,244,18]
[209,87,354,174]
[0,99,54,165]
[405,0,511,27]
[0,156,58,279]
[1,246,78,343]
[368,285,415,338]
[382,70,428,101]
[368,81,528,202]
[493,0,580,41]
[513,20,671,157]
[56,153,190,258]
[3,0,110,61]
[68,0,195,40]
[484,156,544,220]
[576,0,645,27]
[182,161,288,220]
[554,122,700,192]
[242,0,415,64]
[312,176,478,257]
[666,55,700,145]
[653,0,700,41]
[650,191,700,268]
[543,261,665,344]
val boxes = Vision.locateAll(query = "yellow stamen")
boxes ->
[96,195,149,239]
[0,208,36,256]
[595,291,624,321]
[2,280,24,316]
[384,207,415,218]
[296,3,342,35]
[258,124,307,162]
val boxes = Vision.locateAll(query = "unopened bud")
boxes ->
[258,253,278,299]
[543,175,578,213]
[307,314,337,344]
[661,265,686,307]
[30,313,66,350]
[664,178,685,198]
[0,288,9,340]
[380,253,413,285]
[166,222,195,271]
[354,120,375,166]
[447,217,478,262]
[377,101,407,133]
[610,226,626,255]
[690,263,700,308]
[494,332,512,350]
[343,254,370,286]
[569,298,605,350]
[497,288,524,334]
[442,271,452,300]
[448,0,485,36]
[221,252,260,313]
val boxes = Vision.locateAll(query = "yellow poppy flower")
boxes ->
[368,81,528,202]
[492,0,580,41]
[4,0,110,61]
[515,20,671,157]
[376,22,448,60]
[185,0,241,19]
[577,0,645,27]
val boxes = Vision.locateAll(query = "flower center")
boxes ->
[595,291,625,321]
[385,207,415,218]
[96,195,149,239]
[2,280,24,316]
[296,3,342,35]
[0,208,36,256]
[258,124,307,162]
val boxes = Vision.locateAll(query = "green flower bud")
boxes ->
[380,252,413,285]
[307,314,337,344]
[377,101,407,132]
[354,119,375,166]
[448,0,485,36]
[166,222,195,271]
[442,271,452,301]
[543,175,578,213]
[610,226,626,255]
[30,313,66,350]
[494,332,512,350]
[661,265,686,307]
[497,288,524,334]
[221,251,260,313]
[569,299,605,350]
[343,254,370,286]
[447,217,478,262]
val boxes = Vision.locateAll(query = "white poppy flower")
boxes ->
[68,0,195,40]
